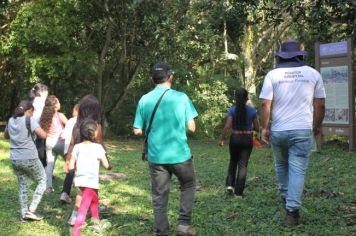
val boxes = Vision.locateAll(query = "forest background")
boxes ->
[0,0,355,138]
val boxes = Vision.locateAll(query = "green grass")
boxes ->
[0,138,355,235]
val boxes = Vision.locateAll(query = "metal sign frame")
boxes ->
[315,39,354,151]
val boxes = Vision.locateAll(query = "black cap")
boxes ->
[152,63,172,83]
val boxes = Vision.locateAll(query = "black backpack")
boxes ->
[25,116,47,167]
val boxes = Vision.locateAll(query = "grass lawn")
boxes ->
[0,137,355,235]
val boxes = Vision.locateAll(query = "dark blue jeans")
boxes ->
[149,158,196,236]
[226,134,253,196]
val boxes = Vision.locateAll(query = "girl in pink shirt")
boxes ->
[40,95,68,193]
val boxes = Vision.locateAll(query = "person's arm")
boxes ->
[59,113,68,126]
[96,124,103,144]
[260,99,272,144]
[187,119,196,133]
[313,98,325,136]
[100,154,112,170]
[68,152,76,172]
[34,127,47,139]
[253,117,260,132]
[4,124,9,139]
[64,134,76,173]
[219,116,232,146]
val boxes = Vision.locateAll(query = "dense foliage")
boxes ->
[1,0,355,137]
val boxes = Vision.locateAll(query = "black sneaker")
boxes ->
[19,216,29,223]
[284,209,301,227]
[24,211,44,221]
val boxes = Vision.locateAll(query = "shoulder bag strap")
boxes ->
[145,89,169,142]
[25,116,36,143]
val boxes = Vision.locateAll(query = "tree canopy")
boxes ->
[1,0,355,137]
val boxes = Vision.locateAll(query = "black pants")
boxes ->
[62,172,74,195]
[149,159,196,236]
[226,134,253,196]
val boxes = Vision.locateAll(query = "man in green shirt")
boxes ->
[133,63,198,236]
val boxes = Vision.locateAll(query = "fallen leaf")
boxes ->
[226,212,238,220]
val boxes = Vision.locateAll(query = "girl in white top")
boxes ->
[69,119,112,236]
[61,104,79,155]
[40,95,68,192]
[29,83,48,123]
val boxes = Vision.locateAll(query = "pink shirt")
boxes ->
[47,112,65,139]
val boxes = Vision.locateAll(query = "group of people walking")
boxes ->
[5,39,325,236]
[5,86,111,235]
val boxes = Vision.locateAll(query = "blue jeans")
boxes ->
[271,130,312,211]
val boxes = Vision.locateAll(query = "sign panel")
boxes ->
[319,41,348,57]
[315,39,354,151]
[321,65,348,124]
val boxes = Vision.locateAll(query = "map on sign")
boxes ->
[321,66,348,124]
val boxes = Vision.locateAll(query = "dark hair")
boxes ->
[40,95,58,132]
[13,99,34,118]
[277,55,304,63]
[80,119,97,142]
[78,95,102,124]
[234,88,248,130]
[72,95,102,144]
[28,83,48,100]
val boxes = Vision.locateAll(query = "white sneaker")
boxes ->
[226,186,234,194]
[24,211,44,221]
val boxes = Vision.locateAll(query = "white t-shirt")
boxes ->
[32,96,46,123]
[259,65,326,131]
[73,143,106,189]
[61,116,77,154]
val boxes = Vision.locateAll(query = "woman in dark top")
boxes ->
[219,88,259,197]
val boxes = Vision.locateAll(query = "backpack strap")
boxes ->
[25,116,36,142]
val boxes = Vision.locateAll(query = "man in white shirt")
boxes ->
[259,40,326,227]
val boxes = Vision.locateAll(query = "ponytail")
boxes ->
[234,88,248,130]
[28,83,48,100]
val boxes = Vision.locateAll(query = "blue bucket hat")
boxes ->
[275,40,308,59]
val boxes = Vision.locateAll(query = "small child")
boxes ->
[69,119,112,236]
[62,103,79,155]
[60,104,79,204]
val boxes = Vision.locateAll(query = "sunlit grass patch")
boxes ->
[0,138,355,235]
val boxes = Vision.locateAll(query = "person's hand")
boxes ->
[261,128,270,144]
[218,140,224,146]
[107,162,113,170]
